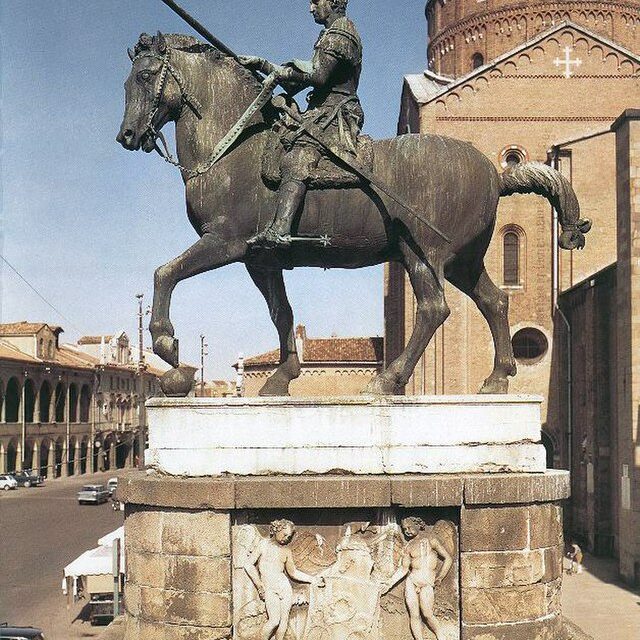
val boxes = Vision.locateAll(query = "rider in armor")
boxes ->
[239,0,363,249]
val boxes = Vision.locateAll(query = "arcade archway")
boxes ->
[5,378,20,423]
[6,438,18,473]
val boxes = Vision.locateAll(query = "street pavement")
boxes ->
[562,553,640,640]
[0,472,124,640]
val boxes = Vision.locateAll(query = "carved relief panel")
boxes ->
[232,508,460,640]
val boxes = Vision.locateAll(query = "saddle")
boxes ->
[261,128,374,191]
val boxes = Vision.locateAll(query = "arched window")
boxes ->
[39,381,52,423]
[503,231,520,286]
[5,378,21,422]
[79,385,91,423]
[80,438,88,474]
[472,52,484,69]
[69,384,78,423]
[54,383,65,422]
[24,379,36,423]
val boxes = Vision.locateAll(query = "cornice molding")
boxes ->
[428,0,640,51]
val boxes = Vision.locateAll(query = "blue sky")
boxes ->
[1,0,429,378]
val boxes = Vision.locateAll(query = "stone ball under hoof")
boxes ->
[160,366,196,397]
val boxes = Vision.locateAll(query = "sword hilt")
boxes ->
[272,96,303,122]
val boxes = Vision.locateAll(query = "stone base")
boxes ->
[101,616,593,640]
[145,395,546,475]
[120,470,570,640]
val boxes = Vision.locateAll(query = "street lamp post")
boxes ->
[21,370,28,471]
[136,294,146,470]
[200,334,208,397]
[65,374,70,478]
[136,294,145,369]
[92,368,101,475]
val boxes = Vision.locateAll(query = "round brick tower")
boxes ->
[426,0,640,77]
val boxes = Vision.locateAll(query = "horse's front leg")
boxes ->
[149,233,244,367]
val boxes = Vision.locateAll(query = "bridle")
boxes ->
[131,46,277,181]
[132,48,203,173]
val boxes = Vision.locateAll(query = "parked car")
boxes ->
[9,470,44,488]
[0,475,18,491]
[107,477,118,496]
[77,484,110,505]
[0,624,45,639]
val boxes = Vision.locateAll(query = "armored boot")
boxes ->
[247,180,307,249]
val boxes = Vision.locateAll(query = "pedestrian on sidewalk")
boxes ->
[567,541,583,574]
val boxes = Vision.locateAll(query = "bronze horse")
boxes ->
[117,33,589,396]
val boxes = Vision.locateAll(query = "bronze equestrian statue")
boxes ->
[117,3,590,398]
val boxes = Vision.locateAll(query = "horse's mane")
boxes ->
[133,32,262,92]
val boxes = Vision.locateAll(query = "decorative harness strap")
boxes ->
[176,72,278,180]
[136,48,277,181]
[136,49,202,139]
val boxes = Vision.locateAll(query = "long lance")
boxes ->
[158,0,262,81]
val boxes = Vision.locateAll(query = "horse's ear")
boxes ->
[127,47,135,61]
[135,32,153,56]
[156,31,167,54]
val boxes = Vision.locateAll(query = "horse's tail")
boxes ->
[499,162,591,250]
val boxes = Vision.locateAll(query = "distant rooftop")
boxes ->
[242,325,383,367]
[0,321,63,336]
[77,335,113,345]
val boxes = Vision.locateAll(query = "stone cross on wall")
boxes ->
[553,46,582,78]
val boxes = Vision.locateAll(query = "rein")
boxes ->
[134,48,277,181]
[135,49,202,142]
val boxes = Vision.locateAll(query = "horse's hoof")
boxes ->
[363,376,399,396]
[160,366,197,397]
[479,377,509,394]
[154,335,179,368]
[258,374,291,397]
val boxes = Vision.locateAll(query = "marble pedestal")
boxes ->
[119,396,571,640]
[145,395,547,476]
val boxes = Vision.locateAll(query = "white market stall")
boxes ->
[62,526,125,624]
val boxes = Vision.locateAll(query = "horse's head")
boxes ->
[117,32,192,152]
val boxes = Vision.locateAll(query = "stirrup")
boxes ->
[247,228,292,250]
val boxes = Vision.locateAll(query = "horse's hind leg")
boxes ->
[246,264,301,396]
[149,234,245,367]
[366,244,449,395]
[447,261,516,393]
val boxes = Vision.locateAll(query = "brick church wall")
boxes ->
[612,110,640,584]
[559,265,618,556]
[426,0,640,78]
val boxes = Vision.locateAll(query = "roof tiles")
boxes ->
[0,321,48,335]
[243,336,383,366]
